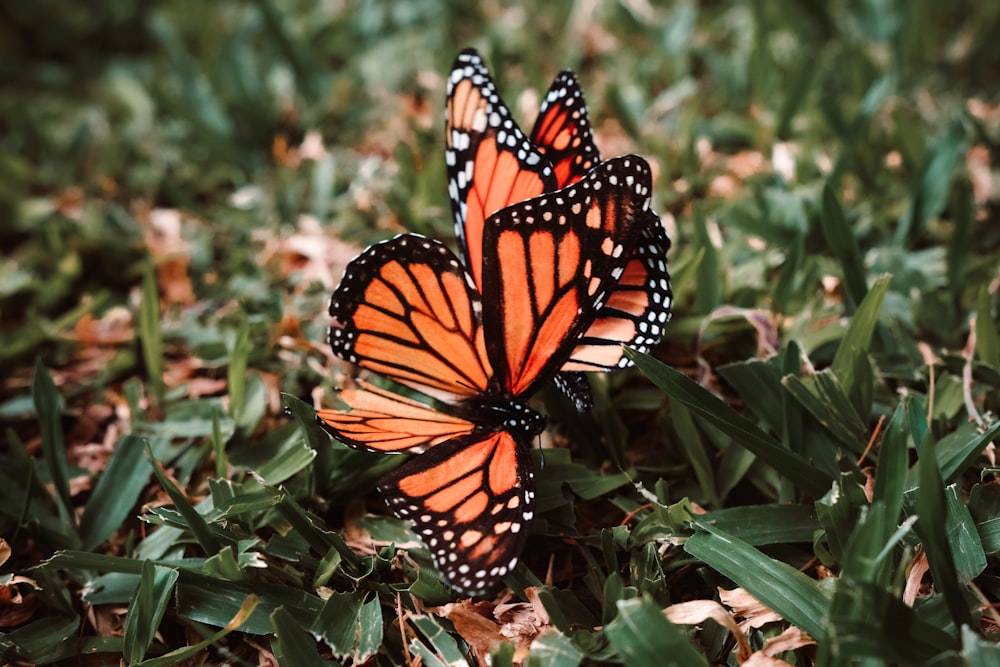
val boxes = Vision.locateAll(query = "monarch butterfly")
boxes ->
[319,155,658,594]
[446,48,672,411]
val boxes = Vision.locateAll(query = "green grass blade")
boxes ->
[80,434,153,550]
[134,595,258,667]
[685,521,831,640]
[527,632,584,667]
[31,358,76,532]
[871,402,909,541]
[138,260,164,407]
[228,315,250,424]
[831,273,890,389]
[976,285,1000,367]
[604,598,707,666]
[915,439,974,627]
[146,443,223,555]
[783,369,869,453]
[627,349,833,496]
[271,605,333,667]
[123,560,179,662]
[820,183,868,311]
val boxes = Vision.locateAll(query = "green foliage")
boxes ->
[2,0,1000,665]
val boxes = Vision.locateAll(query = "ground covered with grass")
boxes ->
[3,1,1000,665]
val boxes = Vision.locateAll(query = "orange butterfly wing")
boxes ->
[481,155,654,397]
[530,71,601,188]
[316,382,476,454]
[327,234,493,403]
[378,430,534,594]
[446,49,557,291]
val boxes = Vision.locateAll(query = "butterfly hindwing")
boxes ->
[379,430,534,595]
[446,48,557,290]
[530,71,601,188]
[327,234,493,402]
[563,209,674,372]
[316,382,477,455]
[481,155,653,397]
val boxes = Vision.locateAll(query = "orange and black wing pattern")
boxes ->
[530,71,601,188]
[481,155,655,398]
[562,210,673,373]
[379,430,534,594]
[327,234,493,403]
[446,48,557,290]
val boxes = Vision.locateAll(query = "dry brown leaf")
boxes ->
[665,599,751,663]
[718,587,783,632]
[904,550,930,605]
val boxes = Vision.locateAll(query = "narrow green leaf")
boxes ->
[526,630,584,667]
[211,408,226,478]
[146,443,223,555]
[820,183,867,311]
[944,485,987,581]
[872,402,909,542]
[976,285,1000,367]
[915,439,974,627]
[228,316,251,423]
[670,403,718,506]
[831,273,890,387]
[175,573,321,635]
[80,435,153,549]
[699,504,818,545]
[691,204,720,313]
[139,259,164,406]
[135,595,259,667]
[935,420,1000,484]
[312,591,362,654]
[409,615,470,666]
[356,595,383,661]
[0,615,81,664]
[605,598,707,666]
[123,560,179,662]
[31,358,75,531]
[783,369,869,453]
[271,606,333,667]
[946,179,974,297]
[627,349,832,496]
[963,623,1000,666]
[685,521,831,640]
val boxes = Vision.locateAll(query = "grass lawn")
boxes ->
[2,1,1000,665]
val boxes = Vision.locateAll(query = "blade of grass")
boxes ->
[146,443,223,555]
[80,434,153,550]
[134,595,258,667]
[820,183,868,311]
[123,560,179,663]
[685,520,831,640]
[138,260,164,407]
[228,315,250,424]
[915,439,974,627]
[31,358,76,532]
[271,606,332,667]
[604,597,707,666]
[830,273,891,389]
[626,349,832,496]
[976,285,1000,367]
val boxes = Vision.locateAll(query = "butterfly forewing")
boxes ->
[446,48,557,290]
[327,234,493,402]
[379,430,534,595]
[481,155,653,398]
[530,71,601,188]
